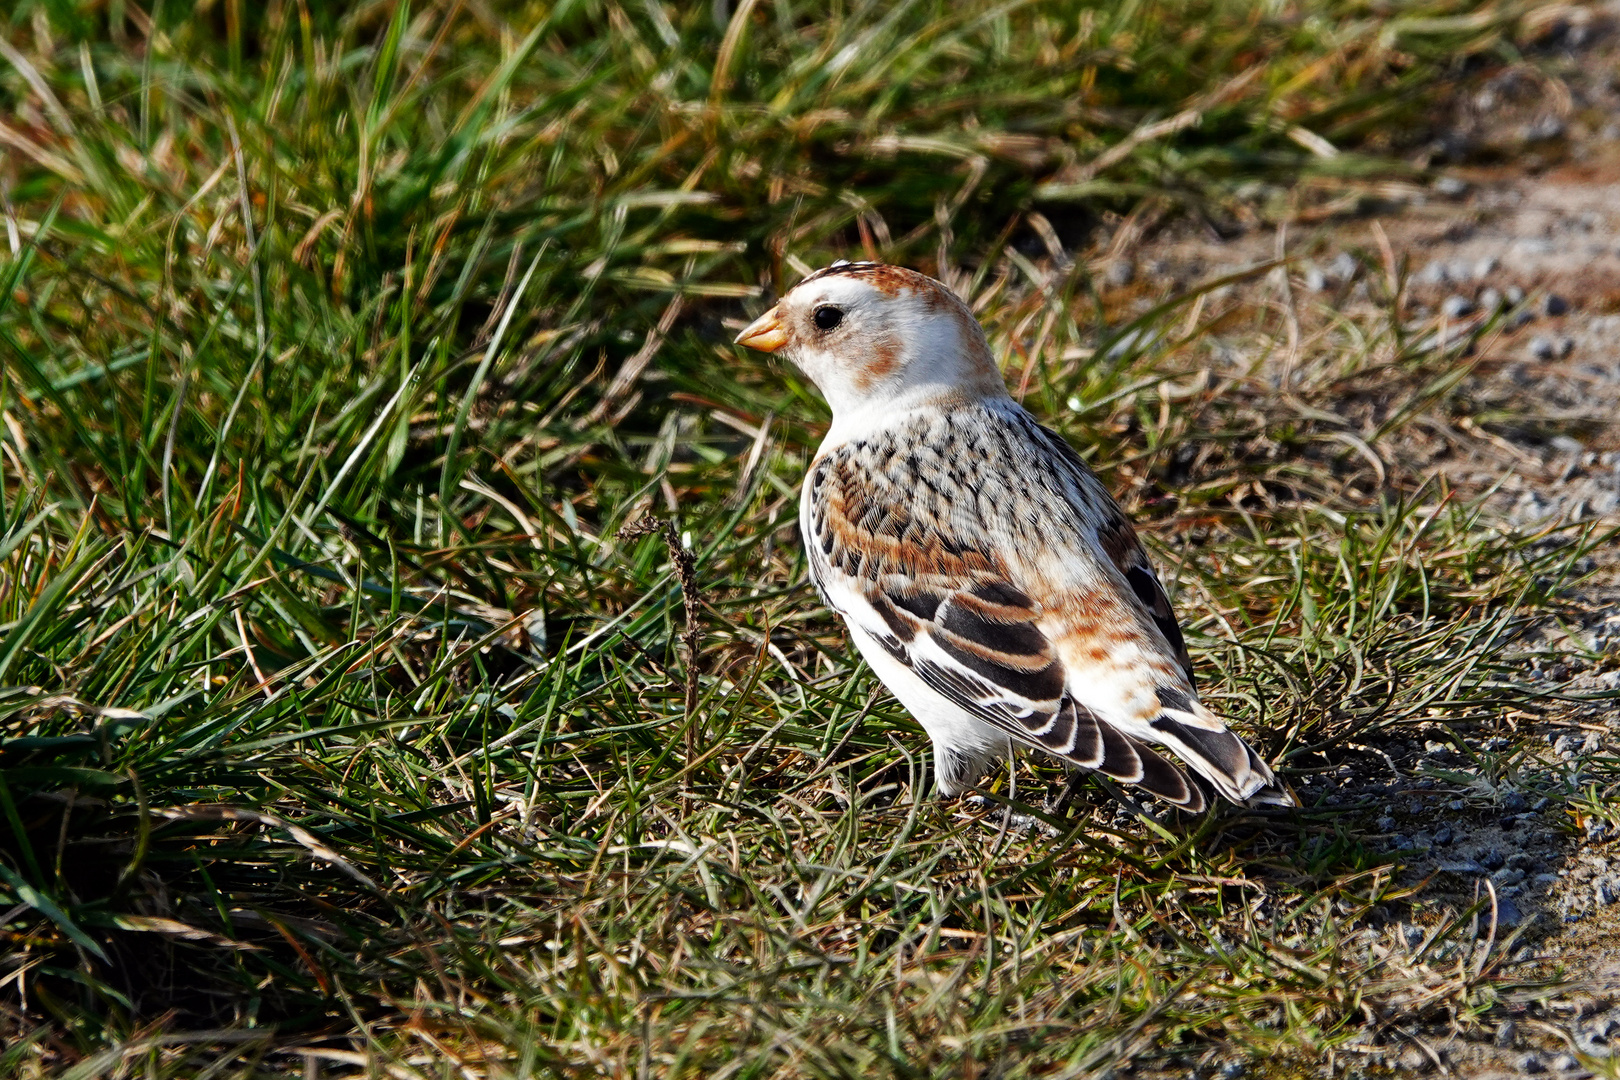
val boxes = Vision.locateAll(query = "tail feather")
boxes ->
[1010,694,1290,812]
[1241,743,1296,806]
[1052,698,1208,812]
[1146,703,1296,808]
[1122,738,1207,813]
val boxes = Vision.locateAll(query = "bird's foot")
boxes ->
[1043,770,1091,819]
[962,794,1056,837]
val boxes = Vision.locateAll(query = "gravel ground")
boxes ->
[1110,15,1620,1073]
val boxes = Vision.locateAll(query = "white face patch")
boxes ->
[777,269,1000,419]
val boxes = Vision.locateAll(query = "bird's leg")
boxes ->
[1044,767,1090,818]
[989,742,1016,851]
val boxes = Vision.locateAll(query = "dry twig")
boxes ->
[619,516,704,762]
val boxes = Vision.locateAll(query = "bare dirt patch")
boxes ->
[1103,23,1620,1074]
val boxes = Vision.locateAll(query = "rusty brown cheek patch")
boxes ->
[853,337,902,392]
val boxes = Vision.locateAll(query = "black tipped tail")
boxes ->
[1234,743,1296,807]
[1042,697,1208,812]
[1145,709,1295,808]
[1126,740,1207,813]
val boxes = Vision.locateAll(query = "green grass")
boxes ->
[0,1,1608,1076]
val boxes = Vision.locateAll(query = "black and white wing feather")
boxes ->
[802,405,1291,809]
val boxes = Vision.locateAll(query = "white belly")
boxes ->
[844,620,1010,796]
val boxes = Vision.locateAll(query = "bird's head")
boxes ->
[734,262,1007,417]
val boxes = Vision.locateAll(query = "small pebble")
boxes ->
[1479,287,1504,312]
[1448,799,1466,811]
[1522,1053,1547,1074]
[1505,285,1526,305]
[1495,894,1523,926]
[1552,1053,1580,1072]
[1328,252,1358,281]
[1105,259,1135,287]
[1530,336,1557,360]
[1502,792,1528,812]
[1440,860,1485,874]
[1586,1016,1620,1043]
[1434,176,1469,197]
[1544,294,1570,316]
[1534,797,1552,811]
[1593,877,1619,906]
[1480,849,1506,870]
[1557,335,1575,359]
[1392,834,1414,850]
[1496,1020,1518,1048]
[1525,115,1567,142]
[1415,261,1451,286]
[1304,266,1328,292]
[1395,1045,1431,1073]
[1376,815,1398,832]
[1473,255,1499,279]
[1441,294,1474,318]
[1433,824,1454,845]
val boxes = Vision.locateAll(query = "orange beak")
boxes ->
[734,305,789,353]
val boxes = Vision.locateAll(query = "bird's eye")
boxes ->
[813,306,844,331]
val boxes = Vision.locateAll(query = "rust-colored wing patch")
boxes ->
[807,440,1205,810]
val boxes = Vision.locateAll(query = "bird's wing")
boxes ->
[805,445,1207,811]
[1026,423,1197,685]
[805,408,1292,808]
[1024,421,1291,805]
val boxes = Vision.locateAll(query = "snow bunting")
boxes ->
[736,261,1292,811]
